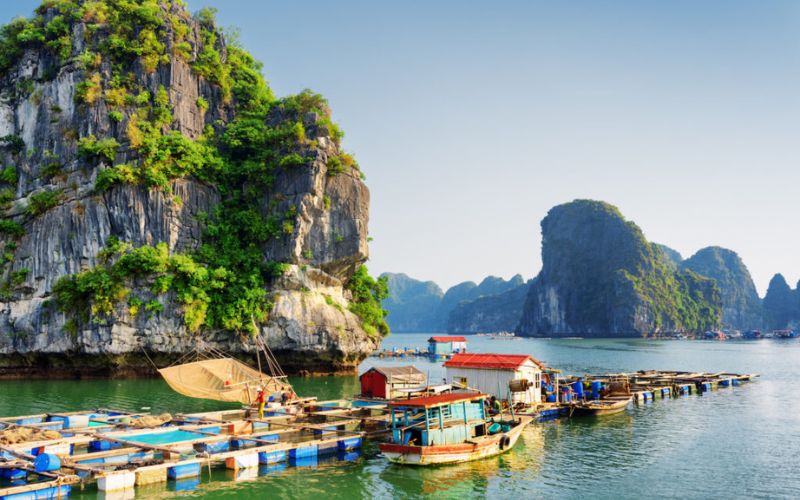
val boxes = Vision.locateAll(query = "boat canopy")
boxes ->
[388,392,486,409]
[158,357,288,404]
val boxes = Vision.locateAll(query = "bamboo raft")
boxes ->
[0,402,394,498]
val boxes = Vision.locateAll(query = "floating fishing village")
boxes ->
[0,0,792,498]
[0,337,757,499]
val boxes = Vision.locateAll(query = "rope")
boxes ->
[200,451,212,481]
[139,346,159,373]
[56,475,64,500]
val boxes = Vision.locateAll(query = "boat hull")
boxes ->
[573,397,632,416]
[379,416,531,465]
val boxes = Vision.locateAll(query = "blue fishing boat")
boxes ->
[379,392,531,465]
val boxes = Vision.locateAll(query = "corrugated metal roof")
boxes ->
[444,353,545,370]
[428,336,467,343]
[388,392,485,408]
[360,366,426,382]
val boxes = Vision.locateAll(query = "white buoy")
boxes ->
[97,471,136,492]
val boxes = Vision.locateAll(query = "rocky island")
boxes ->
[516,200,722,337]
[0,0,388,377]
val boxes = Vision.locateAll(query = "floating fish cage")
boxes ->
[0,403,389,498]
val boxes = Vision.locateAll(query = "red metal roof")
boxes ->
[388,392,485,408]
[444,353,545,370]
[428,336,467,343]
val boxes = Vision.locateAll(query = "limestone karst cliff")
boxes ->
[0,0,386,376]
[681,247,763,330]
[516,200,721,338]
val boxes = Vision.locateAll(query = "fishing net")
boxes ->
[0,427,62,444]
[131,414,173,429]
[158,358,287,404]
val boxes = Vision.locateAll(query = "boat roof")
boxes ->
[444,353,545,370]
[388,392,486,408]
[428,336,467,343]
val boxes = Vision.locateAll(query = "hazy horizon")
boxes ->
[2,0,797,295]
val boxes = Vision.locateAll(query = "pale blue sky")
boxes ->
[3,1,798,295]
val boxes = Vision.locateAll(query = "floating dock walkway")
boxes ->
[525,370,756,421]
[0,402,391,498]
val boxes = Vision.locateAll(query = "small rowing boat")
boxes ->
[379,392,531,465]
[572,396,632,416]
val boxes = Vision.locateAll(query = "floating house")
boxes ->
[427,336,467,355]
[359,366,426,399]
[444,353,544,405]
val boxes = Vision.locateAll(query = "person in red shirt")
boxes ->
[255,387,266,419]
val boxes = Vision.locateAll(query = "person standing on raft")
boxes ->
[256,387,266,419]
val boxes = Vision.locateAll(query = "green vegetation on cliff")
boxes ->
[2,1,384,337]
[345,265,389,337]
[53,238,288,334]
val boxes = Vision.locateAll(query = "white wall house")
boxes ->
[444,353,543,405]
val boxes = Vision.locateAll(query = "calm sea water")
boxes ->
[2,334,800,499]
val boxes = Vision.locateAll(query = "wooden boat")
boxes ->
[379,392,531,465]
[572,396,632,416]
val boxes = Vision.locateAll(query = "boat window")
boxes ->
[441,405,452,420]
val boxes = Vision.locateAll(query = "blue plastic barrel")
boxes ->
[290,444,318,459]
[33,453,61,473]
[168,462,201,480]
[546,394,556,402]
[591,381,602,400]
[571,381,584,398]
[259,450,287,464]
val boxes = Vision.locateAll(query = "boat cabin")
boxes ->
[444,353,544,405]
[387,392,488,447]
[427,336,467,355]
[359,366,426,399]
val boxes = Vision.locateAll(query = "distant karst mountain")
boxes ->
[381,273,443,332]
[681,247,763,330]
[516,200,721,338]
[763,274,800,330]
[381,273,526,333]
[383,200,798,337]
[447,280,531,334]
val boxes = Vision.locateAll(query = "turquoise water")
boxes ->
[126,429,218,446]
[2,334,800,499]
